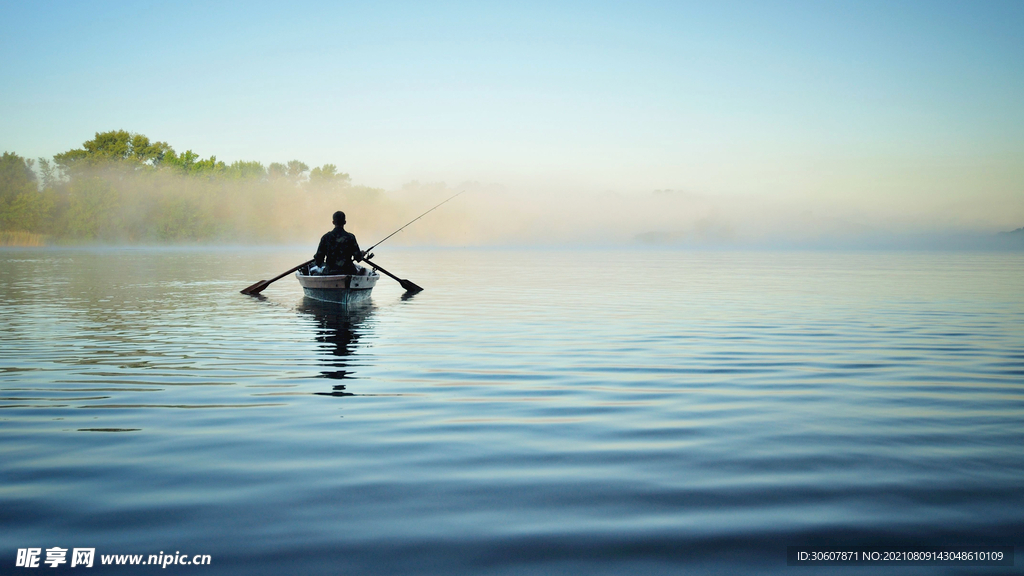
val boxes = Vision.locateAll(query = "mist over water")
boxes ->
[373,181,1024,250]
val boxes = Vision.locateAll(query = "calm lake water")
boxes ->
[2,248,1022,575]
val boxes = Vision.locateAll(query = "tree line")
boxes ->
[0,130,384,244]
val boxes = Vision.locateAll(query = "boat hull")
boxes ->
[295,271,379,304]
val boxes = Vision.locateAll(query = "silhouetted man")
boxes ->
[314,211,364,275]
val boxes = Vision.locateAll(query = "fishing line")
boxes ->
[364,190,465,253]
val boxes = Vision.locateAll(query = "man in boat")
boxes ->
[314,211,366,275]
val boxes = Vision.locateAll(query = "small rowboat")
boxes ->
[295,268,380,304]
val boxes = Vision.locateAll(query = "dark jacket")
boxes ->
[314,226,361,274]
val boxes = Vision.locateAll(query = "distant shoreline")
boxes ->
[0,231,47,247]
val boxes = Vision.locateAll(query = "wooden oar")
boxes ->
[241,259,314,295]
[363,258,423,292]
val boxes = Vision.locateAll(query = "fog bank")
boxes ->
[361,181,1023,250]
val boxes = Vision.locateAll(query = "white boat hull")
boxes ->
[295,271,379,304]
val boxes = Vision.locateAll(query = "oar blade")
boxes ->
[240,279,270,295]
[399,279,423,293]
[240,259,313,295]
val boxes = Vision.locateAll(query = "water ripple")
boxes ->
[1,248,1022,575]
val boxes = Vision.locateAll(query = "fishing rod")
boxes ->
[364,190,464,253]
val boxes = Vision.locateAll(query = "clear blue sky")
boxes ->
[1,0,1021,229]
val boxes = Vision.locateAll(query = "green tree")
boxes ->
[0,152,51,233]
[53,130,172,174]
[308,164,352,189]
[164,149,200,172]
[6,129,385,244]
[153,196,217,240]
[163,150,226,176]
[36,158,57,189]
[225,160,267,180]
[59,177,121,240]
[268,162,288,180]
[286,160,309,183]
[0,152,36,199]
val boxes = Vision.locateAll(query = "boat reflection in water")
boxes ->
[296,297,375,394]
